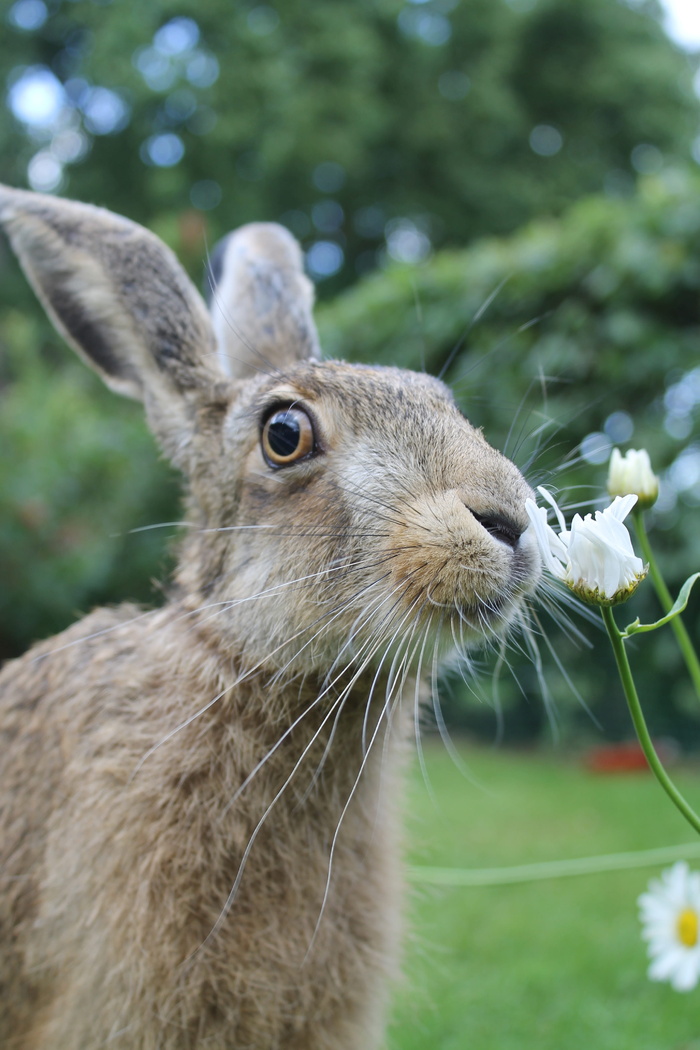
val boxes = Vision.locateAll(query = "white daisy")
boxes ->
[638,861,700,992]
[607,448,659,509]
[524,487,647,606]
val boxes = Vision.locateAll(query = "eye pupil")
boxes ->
[267,414,300,457]
[261,407,316,466]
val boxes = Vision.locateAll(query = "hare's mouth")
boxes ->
[419,546,539,641]
[453,592,520,637]
[452,553,540,639]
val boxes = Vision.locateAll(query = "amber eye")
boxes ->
[261,407,316,467]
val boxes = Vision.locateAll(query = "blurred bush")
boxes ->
[0,307,179,661]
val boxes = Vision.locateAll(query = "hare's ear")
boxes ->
[0,185,222,462]
[206,222,321,379]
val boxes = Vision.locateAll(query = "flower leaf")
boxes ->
[622,572,700,637]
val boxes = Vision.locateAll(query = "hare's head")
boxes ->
[0,187,540,676]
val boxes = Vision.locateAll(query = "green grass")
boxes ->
[388,743,700,1050]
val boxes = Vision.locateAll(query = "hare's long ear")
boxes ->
[0,185,223,464]
[206,222,320,379]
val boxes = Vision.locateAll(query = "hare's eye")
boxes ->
[261,408,316,467]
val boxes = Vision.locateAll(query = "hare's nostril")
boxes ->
[470,510,522,549]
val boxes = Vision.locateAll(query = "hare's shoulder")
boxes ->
[0,601,230,934]
[0,605,147,1010]
[0,604,198,777]
[0,604,148,713]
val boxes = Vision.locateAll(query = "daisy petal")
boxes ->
[639,862,700,992]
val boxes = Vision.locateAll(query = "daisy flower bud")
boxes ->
[525,487,648,606]
[607,448,659,509]
[638,861,700,992]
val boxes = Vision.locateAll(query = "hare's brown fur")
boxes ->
[0,186,540,1048]
[0,604,403,1048]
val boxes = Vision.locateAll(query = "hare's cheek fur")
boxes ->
[324,420,541,651]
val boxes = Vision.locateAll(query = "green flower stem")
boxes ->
[601,604,700,836]
[632,509,700,700]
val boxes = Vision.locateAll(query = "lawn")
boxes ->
[388,742,700,1050]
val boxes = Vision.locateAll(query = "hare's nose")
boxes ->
[469,509,523,550]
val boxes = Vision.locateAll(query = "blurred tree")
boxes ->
[0,0,697,289]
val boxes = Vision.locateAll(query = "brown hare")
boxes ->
[0,185,541,1049]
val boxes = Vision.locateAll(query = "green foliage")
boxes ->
[318,170,700,503]
[0,0,696,290]
[0,309,179,660]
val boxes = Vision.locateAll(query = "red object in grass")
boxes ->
[585,742,650,773]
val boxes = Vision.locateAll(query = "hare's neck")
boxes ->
[217,664,409,822]
[148,602,410,835]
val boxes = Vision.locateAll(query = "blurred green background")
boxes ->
[1,0,700,753]
[394,742,700,1049]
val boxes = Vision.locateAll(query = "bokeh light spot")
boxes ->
[190,179,222,210]
[306,241,344,279]
[8,66,65,129]
[312,161,346,193]
[81,87,129,135]
[247,6,280,36]
[385,218,431,264]
[580,431,612,465]
[8,0,47,31]
[529,124,563,157]
[141,132,185,167]
[154,18,200,56]
[186,51,219,88]
[312,200,344,233]
[631,143,663,175]
[27,150,62,192]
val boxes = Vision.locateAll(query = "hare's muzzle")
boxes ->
[468,509,524,550]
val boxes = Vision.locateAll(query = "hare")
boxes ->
[0,185,541,1050]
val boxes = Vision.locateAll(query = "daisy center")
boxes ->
[677,908,699,948]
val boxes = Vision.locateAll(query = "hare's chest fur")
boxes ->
[0,606,404,1049]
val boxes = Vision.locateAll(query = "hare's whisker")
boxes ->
[220,582,395,814]
[124,520,195,534]
[435,275,513,382]
[191,556,367,623]
[305,601,424,962]
[521,620,561,740]
[29,608,160,663]
[295,592,416,806]
[379,607,428,777]
[360,586,425,756]
[412,617,439,806]
[320,581,405,689]
[203,691,350,944]
[501,375,546,462]
[429,627,486,789]
[529,609,601,728]
[134,576,387,779]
